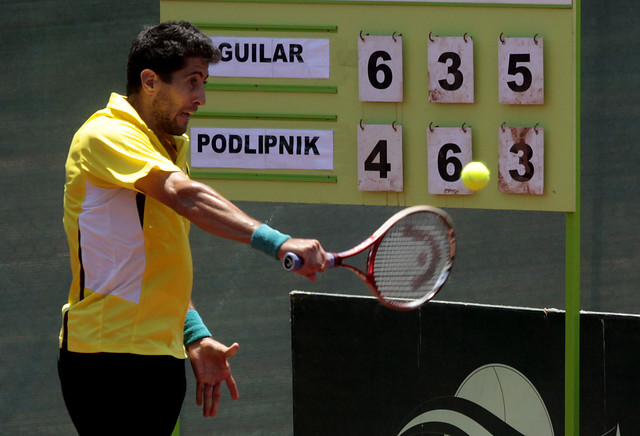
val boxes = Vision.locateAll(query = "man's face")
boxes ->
[151,57,209,138]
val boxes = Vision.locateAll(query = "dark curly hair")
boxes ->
[126,21,220,95]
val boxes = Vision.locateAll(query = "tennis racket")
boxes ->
[282,205,456,310]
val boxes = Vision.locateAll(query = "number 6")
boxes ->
[437,143,463,182]
[368,51,393,90]
[358,35,403,102]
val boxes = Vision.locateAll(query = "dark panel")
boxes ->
[292,293,565,435]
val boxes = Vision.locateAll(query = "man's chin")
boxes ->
[167,123,188,137]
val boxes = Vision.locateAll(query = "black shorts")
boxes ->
[58,349,186,436]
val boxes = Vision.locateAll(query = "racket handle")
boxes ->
[282,252,335,271]
[282,252,303,271]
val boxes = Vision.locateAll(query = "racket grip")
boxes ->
[282,252,303,271]
[282,252,335,271]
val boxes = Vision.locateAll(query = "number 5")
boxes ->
[507,54,532,92]
[498,36,544,105]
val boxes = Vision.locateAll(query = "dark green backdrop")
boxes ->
[1,1,638,434]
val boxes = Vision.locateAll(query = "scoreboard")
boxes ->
[161,0,578,212]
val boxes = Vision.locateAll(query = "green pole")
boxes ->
[566,210,580,435]
[171,418,180,436]
[565,1,581,434]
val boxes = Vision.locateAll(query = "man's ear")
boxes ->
[139,69,159,95]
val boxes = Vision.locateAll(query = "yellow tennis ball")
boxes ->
[461,162,490,191]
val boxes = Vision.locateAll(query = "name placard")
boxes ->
[191,127,334,170]
[209,37,330,78]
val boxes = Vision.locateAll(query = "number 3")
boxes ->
[509,141,534,182]
[437,52,463,91]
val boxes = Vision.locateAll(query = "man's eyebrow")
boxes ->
[183,70,209,82]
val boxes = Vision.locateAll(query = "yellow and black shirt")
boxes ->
[60,93,193,359]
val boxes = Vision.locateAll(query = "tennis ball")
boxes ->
[461,162,490,191]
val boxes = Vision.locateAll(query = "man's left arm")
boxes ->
[185,301,239,417]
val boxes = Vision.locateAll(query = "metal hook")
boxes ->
[392,121,397,131]
[429,122,435,132]
[461,122,468,133]
[534,123,540,134]
[429,31,435,42]
[392,32,397,42]
[499,32,505,44]
[359,119,364,130]
[359,30,365,41]
[463,32,469,43]
[534,33,539,45]
[501,122,506,132]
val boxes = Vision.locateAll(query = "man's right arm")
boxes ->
[135,167,259,243]
[134,167,328,280]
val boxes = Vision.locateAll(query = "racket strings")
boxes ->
[372,212,452,302]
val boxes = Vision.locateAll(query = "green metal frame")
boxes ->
[205,83,337,93]
[184,0,572,8]
[190,171,337,182]
[193,22,338,32]
[191,111,337,122]
[565,0,581,434]
[172,1,581,433]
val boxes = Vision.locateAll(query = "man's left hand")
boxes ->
[187,337,240,417]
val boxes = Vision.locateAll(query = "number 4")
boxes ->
[357,124,403,192]
[364,140,391,178]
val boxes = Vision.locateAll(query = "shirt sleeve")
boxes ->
[78,117,182,190]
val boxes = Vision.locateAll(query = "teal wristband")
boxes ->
[184,310,212,347]
[250,224,291,259]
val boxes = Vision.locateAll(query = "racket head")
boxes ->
[365,205,456,310]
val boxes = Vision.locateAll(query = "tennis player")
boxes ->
[57,21,329,435]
